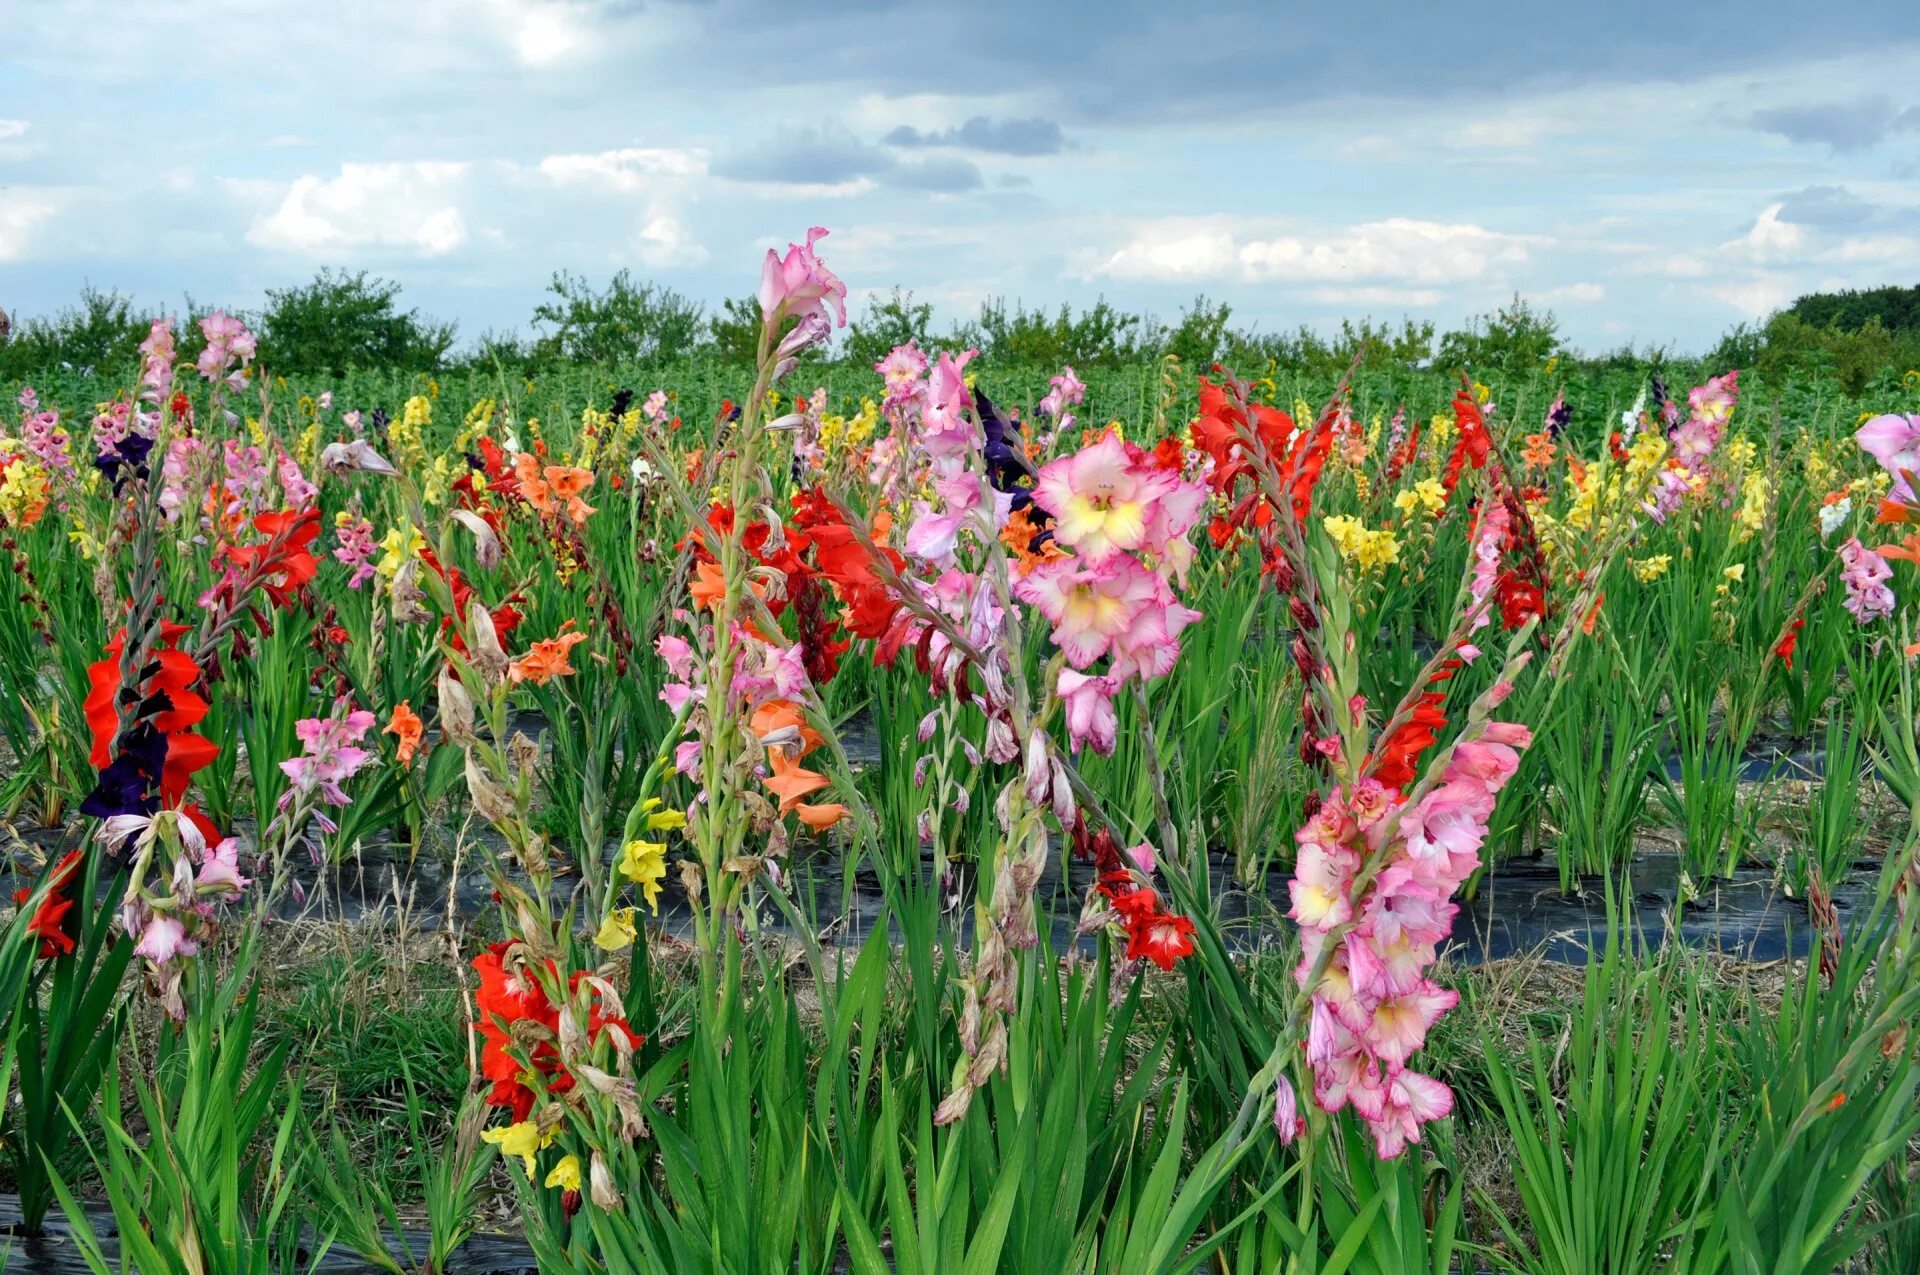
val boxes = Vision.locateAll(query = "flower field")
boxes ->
[0,227,1918,1273]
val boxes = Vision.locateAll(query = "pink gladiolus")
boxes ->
[1274,1073,1303,1146]
[1013,555,1161,668]
[1857,413,1920,502]
[919,349,980,458]
[133,914,196,965]
[1056,669,1120,755]
[1839,537,1895,623]
[196,837,250,899]
[759,227,847,330]
[280,705,378,806]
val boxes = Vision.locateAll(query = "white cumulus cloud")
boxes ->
[247,162,473,257]
[1094,217,1534,287]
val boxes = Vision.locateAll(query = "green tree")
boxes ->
[1165,295,1233,369]
[706,295,765,365]
[0,285,155,379]
[258,269,456,376]
[842,287,933,368]
[959,296,1154,367]
[530,270,703,365]
[1435,295,1562,375]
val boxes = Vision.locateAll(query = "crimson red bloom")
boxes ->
[219,509,322,610]
[83,623,219,810]
[12,851,83,959]
[1369,691,1448,791]
[471,942,638,1122]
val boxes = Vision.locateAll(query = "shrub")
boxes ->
[258,269,457,377]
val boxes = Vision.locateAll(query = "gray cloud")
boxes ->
[884,116,1066,156]
[711,129,894,184]
[1774,184,1874,226]
[698,0,1920,126]
[714,128,986,193]
[1750,97,1918,152]
[887,155,985,192]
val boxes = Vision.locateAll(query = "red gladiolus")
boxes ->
[1775,614,1806,670]
[1441,388,1492,494]
[220,509,322,610]
[471,942,638,1123]
[1074,816,1196,972]
[12,851,83,959]
[83,623,219,808]
[1370,691,1448,791]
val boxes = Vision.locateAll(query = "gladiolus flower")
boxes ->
[796,802,849,830]
[482,1120,552,1179]
[619,840,668,913]
[594,907,638,951]
[759,226,847,330]
[386,701,424,764]
[511,631,589,684]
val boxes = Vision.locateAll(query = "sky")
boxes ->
[2,0,1918,355]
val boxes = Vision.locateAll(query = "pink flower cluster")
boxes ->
[760,227,847,367]
[1287,721,1532,1159]
[1016,434,1206,754]
[137,319,176,416]
[333,513,378,588]
[96,809,250,1017]
[1036,364,1086,435]
[279,703,378,809]
[1646,370,1740,524]
[876,342,929,417]
[196,310,256,390]
[16,387,74,480]
[1839,536,1895,623]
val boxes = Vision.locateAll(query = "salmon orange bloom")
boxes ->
[386,700,425,764]
[796,802,849,831]
[510,630,588,684]
[763,749,829,814]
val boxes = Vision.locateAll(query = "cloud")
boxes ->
[713,130,894,185]
[537,147,709,192]
[883,115,1066,156]
[0,120,26,142]
[1705,276,1797,318]
[1775,184,1874,226]
[886,155,985,193]
[1540,282,1606,303]
[1750,96,1919,151]
[0,191,60,261]
[1094,217,1533,286]
[714,128,988,194]
[246,162,473,256]
[632,215,708,268]
[1723,204,1805,263]
[1304,285,1443,307]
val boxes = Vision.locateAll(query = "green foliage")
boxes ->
[259,269,457,376]
[706,294,766,365]
[842,287,935,368]
[958,295,1156,367]
[1785,283,1920,334]
[1434,294,1562,375]
[5,853,134,1233]
[54,952,314,1274]
[0,285,155,379]
[531,270,705,365]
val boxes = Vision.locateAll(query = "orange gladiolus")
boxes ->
[510,631,588,684]
[386,700,425,764]
[763,750,828,814]
[796,802,848,831]
[752,700,824,756]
